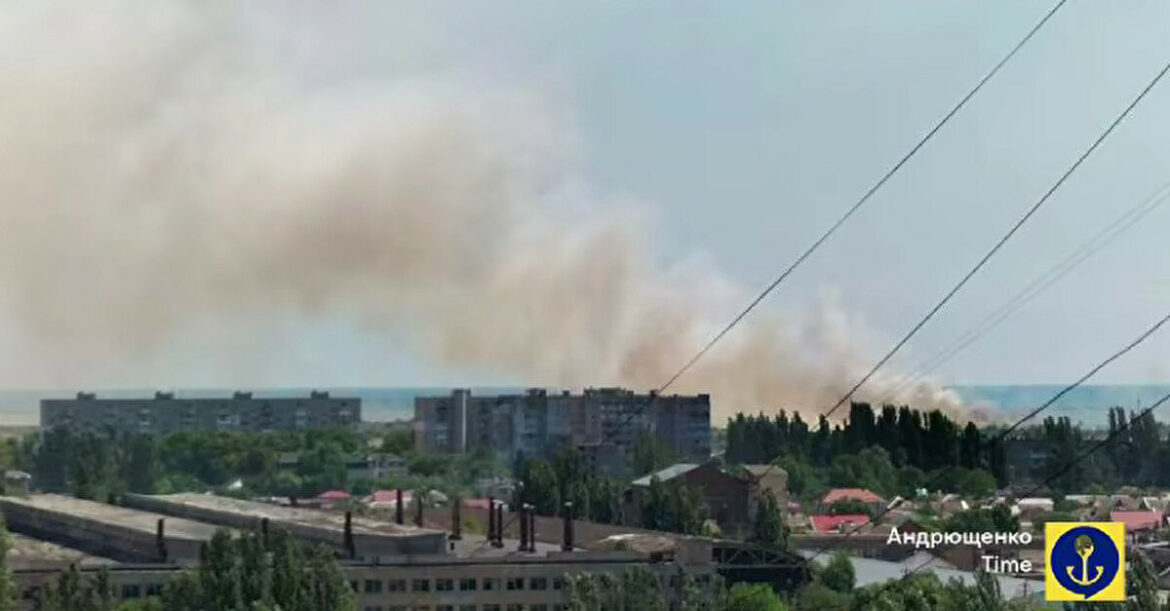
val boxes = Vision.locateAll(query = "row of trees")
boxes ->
[1032,409,1170,493]
[726,403,995,477]
[565,568,784,611]
[11,427,507,502]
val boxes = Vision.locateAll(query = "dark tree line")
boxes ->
[726,403,998,479]
[1028,409,1170,493]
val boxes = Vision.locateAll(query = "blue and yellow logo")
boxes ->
[1045,522,1126,602]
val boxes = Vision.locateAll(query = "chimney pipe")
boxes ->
[395,489,404,525]
[414,491,424,527]
[450,497,462,541]
[518,503,529,552]
[561,501,574,552]
[487,496,496,542]
[344,511,356,559]
[492,501,505,548]
[155,518,167,561]
[527,505,537,552]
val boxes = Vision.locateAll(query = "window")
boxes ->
[505,577,524,591]
[483,606,501,611]
[350,581,359,592]
[437,607,454,611]
[552,577,565,590]
[459,606,477,611]
[145,584,163,596]
[411,579,430,592]
[120,584,141,599]
[436,578,454,591]
[482,578,499,591]
[365,579,383,593]
[506,605,522,611]
[459,577,477,591]
[387,579,406,592]
[531,606,548,611]
[529,577,548,590]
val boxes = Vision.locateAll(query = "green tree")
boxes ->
[566,568,667,611]
[159,528,355,611]
[821,552,855,593]
[792,582,851,611]
[0,523,14,611]
[632,433,678,477]
[724,583,787,611]
[752,494,788,548]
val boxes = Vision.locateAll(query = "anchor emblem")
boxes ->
[1066,535,1104,587]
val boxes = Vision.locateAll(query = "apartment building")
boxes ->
[40,390,360,435]
[414,388,710,475]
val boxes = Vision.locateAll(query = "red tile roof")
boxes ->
[822,488,883,505]
[811,514,871,534]
[1111,511,1164,532]
[317,490,351,501]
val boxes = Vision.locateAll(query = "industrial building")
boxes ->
[414,388,711,475]
[40,390,360,435]
[122,493,447,560]
[0,492,737,610]
[0,495,221,563]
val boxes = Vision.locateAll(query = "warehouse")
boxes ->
[123,492,448,560]
[0,494,220,563]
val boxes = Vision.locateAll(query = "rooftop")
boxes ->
[810,514,871,534]
[5,533,115,570]
[0,494,221,541]
[141,493,435,537]
[1110,511,1165,532]
[630,463,699,487]
[822,488,884,505]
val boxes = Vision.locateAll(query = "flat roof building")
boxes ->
[123,493,447,560]
[0,494,221,563]
[40,390,360,435]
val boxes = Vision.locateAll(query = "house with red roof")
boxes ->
[819,488,885,513]
[1111,511,1165,542]
[810,514,871,534]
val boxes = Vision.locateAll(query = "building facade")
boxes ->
[40,390,360,435]
[415,388,711,476]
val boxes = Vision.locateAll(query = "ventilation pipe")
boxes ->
[561,501,574,552]
[395,489,404,525]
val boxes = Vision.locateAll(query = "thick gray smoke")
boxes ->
[0,3,967,422]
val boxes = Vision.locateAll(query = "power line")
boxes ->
[880,180,1170,404]
[800,310,1170,566]
[656,0,1069,395]
[903,387,1170,578]
[824,59,1170,420]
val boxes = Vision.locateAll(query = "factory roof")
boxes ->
[142,493,436,537]
[5,533,115,570]
[0,494,221,541]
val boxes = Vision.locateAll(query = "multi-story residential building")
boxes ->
[415,388,710,475]
[40,390,360,435]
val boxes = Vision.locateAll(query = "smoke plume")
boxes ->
[0,3,967,423]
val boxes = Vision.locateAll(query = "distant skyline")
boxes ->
[0,2,1168,404]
